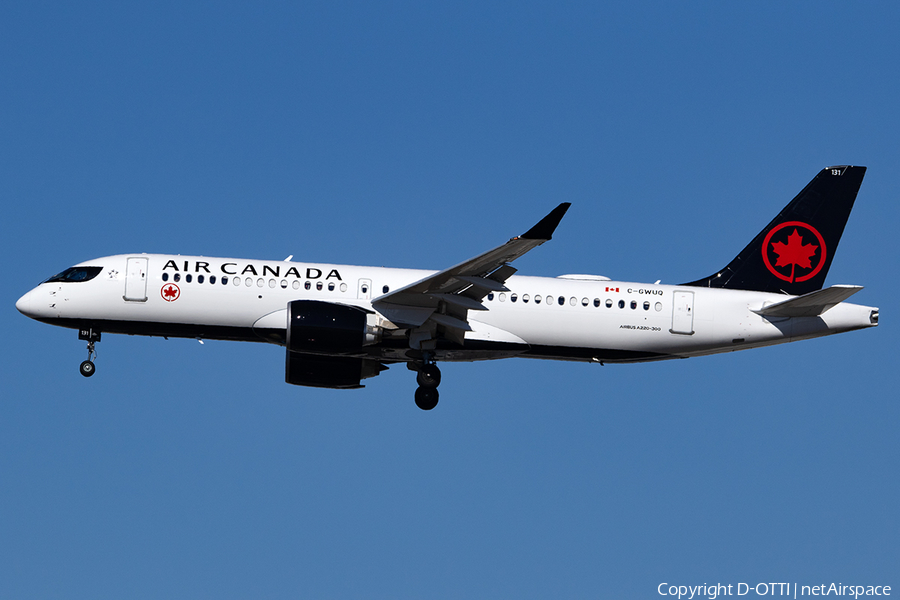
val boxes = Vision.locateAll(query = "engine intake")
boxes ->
[286,300,381,355]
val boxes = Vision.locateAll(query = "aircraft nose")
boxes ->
[16,289,34,317]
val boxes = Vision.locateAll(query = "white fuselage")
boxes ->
[16,254,879,364]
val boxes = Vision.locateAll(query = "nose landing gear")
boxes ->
[412,360,441,410]
[80,355,95,377]
[78,328,100,378]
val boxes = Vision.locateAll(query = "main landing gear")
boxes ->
[412,359,442,411]
[78,328,100,378]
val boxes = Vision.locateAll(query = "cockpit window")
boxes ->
[43,266,103,283]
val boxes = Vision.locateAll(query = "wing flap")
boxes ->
[373,302,435,327]
[428,293,488,311]
[429,313,473,331]
[455,275,509,292]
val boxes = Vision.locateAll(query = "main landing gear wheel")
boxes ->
[416,363,441,388]
[415,387,439,411]
[80,360,95,377]
[413,361,441,410]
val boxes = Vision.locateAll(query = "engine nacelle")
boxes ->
[286,300,382,355]
[285,353,386,389]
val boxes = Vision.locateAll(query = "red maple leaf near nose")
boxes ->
[771,228,818,283]
[163,285,178,299]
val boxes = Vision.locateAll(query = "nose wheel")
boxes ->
[413,361,441,410]
[80,356,96,377]
[78,328,100,378]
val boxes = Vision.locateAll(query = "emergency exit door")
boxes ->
[670,291,694,335]
[357,278,372,300]
[124,257,148,302]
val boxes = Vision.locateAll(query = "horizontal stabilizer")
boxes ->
[754,285,863,318]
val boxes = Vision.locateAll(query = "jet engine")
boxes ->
[284,300,386,389]
[286,300,382,354]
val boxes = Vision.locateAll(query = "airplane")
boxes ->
[16,166,878,410]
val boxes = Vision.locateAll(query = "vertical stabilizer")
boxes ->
[684,166,866,295]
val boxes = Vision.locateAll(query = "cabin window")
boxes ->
[162,272,169,282]
[593,298,600,307]
[186,274,193,283]
[510,293,518,303]
[281,280,288,289]
[174,273,181,282]
[210,276,216,284]
[643,301,650,311]
[383,285,389,294]
[487,293,494,301]
[499,293,506,302]
[268,279,276,288]
[655,302,662,312]
[546,295,553,305]
[257,278,264,288]
[558,296,565,306]
[292,280,300,290]
[328,282,335,291]
[522,294,530,303]
[197,275,204,284]
[606,299,613,308]
[630,300,637,309]
[340,283,348,292]
[245,277,252,287]
[534,295,542,304]
[618,300,625,309]
[316,282,323,291]
[232,277,239,286]
[305,281,311,290]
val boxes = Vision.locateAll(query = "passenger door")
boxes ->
[670,291,694,335]
[124,257,148,302]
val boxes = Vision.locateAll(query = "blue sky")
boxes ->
[2,2,897,598]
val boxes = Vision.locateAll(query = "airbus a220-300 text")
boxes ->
[17,166,878,410]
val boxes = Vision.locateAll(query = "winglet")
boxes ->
[520,203,571,240]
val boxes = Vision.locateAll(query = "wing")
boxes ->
[373,203,571,345]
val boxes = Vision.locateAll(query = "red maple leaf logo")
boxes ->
[161,284,180,301]
[770,228,818,283]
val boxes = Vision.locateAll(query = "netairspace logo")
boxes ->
[657,582,891,599]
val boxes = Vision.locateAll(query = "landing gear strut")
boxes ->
[412,357,441,411]
[78,328,100,378]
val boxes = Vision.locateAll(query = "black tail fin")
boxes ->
[684,166,866,295]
